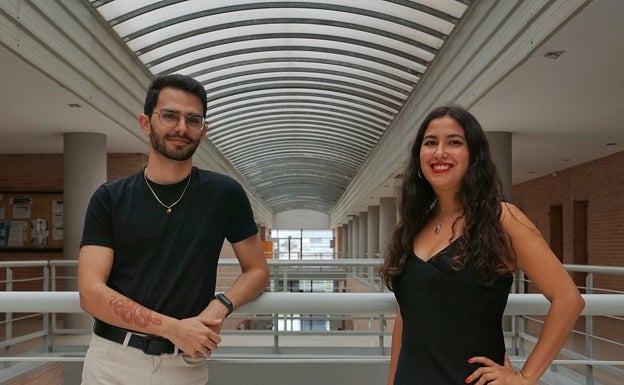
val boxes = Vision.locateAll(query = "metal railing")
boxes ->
[1,260,623,385]
[516,264,624,385]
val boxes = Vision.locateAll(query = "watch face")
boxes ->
[217,294,231,305]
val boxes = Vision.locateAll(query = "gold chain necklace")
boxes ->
[143,169,192,214]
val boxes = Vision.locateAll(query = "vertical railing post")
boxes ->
[51,262,58,351]
[585,272,594,385]
[271,265,278,292]
[43,263,50,352]
[380,264,384,291]
[515,271,527,357]
[273,313,279,354]
[509,271,518,356]
[379,314,385,355]
[4,268,13,359]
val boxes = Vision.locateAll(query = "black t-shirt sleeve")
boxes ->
[224,179,258,244]
[80,184,114,249]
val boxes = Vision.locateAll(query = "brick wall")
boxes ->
[106,153,149,181]
[512,150,624,292]
[0,155,64,192]
[0,153,147,191]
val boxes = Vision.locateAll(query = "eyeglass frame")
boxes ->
[152,108,206,132]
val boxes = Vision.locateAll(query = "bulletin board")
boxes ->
[0,192,63,249]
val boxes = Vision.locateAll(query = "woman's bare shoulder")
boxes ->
[499,201,541,236]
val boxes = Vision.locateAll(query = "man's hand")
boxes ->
[166,316,222,359]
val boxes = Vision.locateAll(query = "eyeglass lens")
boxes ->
[156,109,204,131]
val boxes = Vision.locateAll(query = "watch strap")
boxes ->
[214,293,234,316]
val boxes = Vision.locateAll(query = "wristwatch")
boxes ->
[214,293,234,317]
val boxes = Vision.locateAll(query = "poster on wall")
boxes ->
[0,222,7,246]
[1,193,62,249]
[52,199,63,240]
[11,204,31,219]
[30,219,49,246]
[7,221,26,247]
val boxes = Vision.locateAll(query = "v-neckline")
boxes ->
[413,238,459,263]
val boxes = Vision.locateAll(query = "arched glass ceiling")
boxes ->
[88,0,470,213]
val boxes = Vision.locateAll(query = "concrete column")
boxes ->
[379,197,397,255]
[334,226,343,258]
[352,216,359,258]
[347,219,354,258]
[485,131,512,201]
[63,132,106,327]
[358,211,368,259]
[486,132,512,336]
[367,206,380,258]
[342,223,349,259]
[366,205,380,280]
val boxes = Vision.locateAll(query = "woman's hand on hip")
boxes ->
[465,355,530,385]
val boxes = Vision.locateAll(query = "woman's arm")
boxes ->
[466,203,584,384]
[501,202,584,383]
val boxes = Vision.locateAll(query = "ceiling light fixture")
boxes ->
[544,50,565,60]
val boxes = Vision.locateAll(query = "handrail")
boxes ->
[4,260,624,272]
[264,259,385,266]
[562,264,624,274]
[10,259,386,268]
[0,260,50,268]
[1,355,621,365]
[0,292,623,315]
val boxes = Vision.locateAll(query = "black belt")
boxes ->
[93,319,176,356]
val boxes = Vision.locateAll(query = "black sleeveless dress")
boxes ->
[392,241,512,385]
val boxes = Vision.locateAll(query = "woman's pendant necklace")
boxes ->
[143,169,192,214]
[434,223,442,235]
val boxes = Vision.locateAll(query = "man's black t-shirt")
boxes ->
[80,167,258,321]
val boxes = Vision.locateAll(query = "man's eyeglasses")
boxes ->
[152,108,205,131]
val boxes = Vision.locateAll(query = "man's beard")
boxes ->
[149,130,200,161]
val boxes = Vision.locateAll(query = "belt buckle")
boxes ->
[142,335,170,356]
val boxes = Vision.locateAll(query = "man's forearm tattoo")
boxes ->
[109,295,163,328]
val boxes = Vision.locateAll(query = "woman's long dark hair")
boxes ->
[380,105,513,289]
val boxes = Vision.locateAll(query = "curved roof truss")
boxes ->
[89,0,470,214]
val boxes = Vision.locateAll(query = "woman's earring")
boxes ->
[417,169,423,180]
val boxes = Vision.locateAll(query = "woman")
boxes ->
[380,105,584,385]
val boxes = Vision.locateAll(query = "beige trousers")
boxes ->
[81,334,209,385]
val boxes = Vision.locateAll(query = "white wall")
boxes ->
[274,209,330,229]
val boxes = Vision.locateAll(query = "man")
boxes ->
[78,74,269,385]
